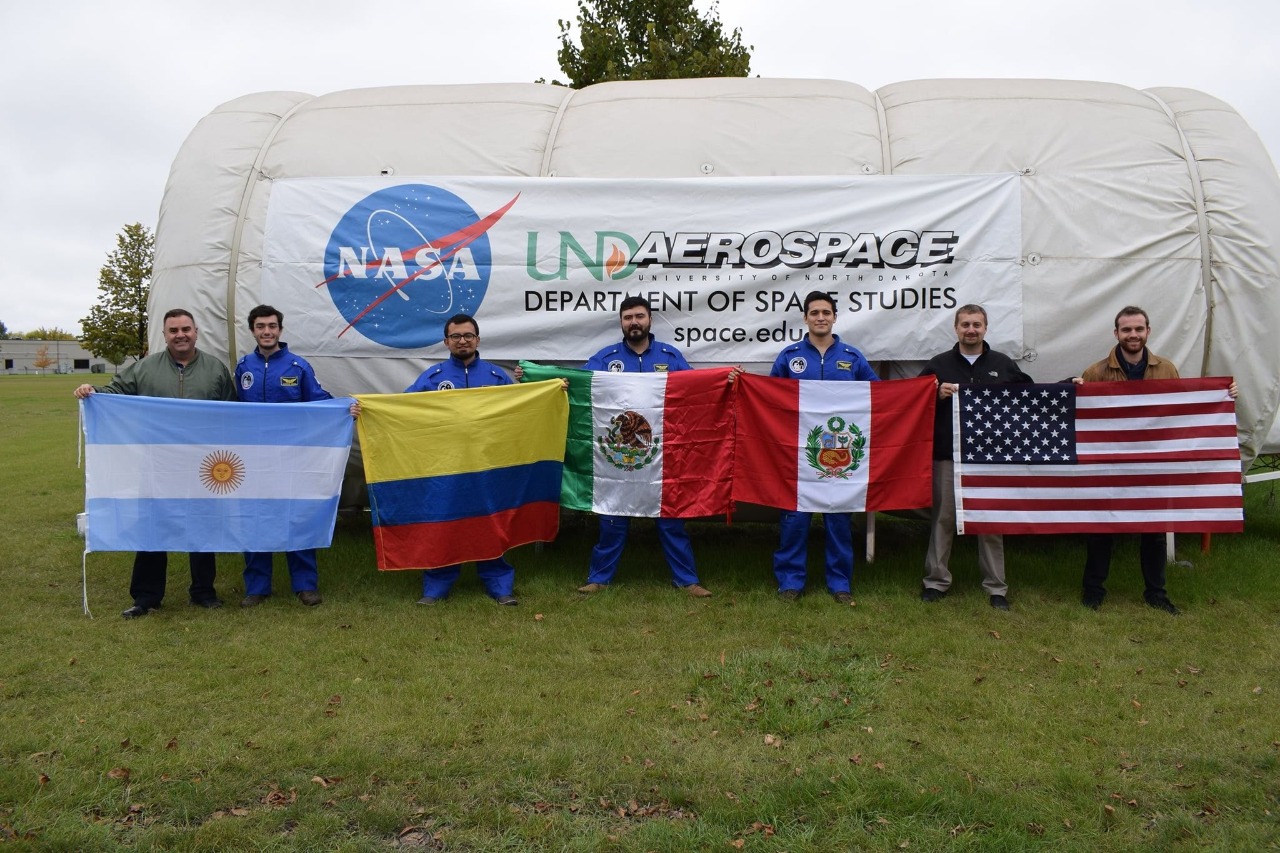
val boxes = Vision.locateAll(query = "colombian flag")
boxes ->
[356,380,568,570]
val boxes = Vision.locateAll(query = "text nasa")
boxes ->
[628,230,958,269]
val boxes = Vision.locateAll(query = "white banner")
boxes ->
[262,175,1022,363]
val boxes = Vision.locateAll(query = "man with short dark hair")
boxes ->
[919,304,1032,610]
[768,291,878,604]
[235,304,332,608]
[74,308,236,619]
[404,313,520,606]
[577,296,712,598]
[1074,305,1236,614]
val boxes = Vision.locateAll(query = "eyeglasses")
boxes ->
[446,333,477,342]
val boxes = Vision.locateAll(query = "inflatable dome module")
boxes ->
[152,77,1280,464]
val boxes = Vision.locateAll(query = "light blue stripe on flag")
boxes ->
[84,394,356,446]
[85,498,343,552]
[82,394,354,553]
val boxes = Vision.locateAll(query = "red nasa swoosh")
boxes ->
[316,193,520,337]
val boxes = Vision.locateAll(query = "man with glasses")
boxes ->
[403,313,519,606]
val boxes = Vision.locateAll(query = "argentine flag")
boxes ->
[81,395,354,553]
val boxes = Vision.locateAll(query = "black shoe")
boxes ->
[494,595,519,606]
[831,591,853,605]
[1082,595,1103,611]
[416,596,441,606]
[121,604,152,620]
[1146,596,1180,616]
[777,589,801,602]
[241,594,268,608]
[921,587,946,603]
[192,598,223,609]
[296,590,323,607]
[989,594,1010,611]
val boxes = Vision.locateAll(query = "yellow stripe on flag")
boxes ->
[356,380,568,484]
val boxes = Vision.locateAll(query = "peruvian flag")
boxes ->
[734,374,936,512]
[519,363,734,517]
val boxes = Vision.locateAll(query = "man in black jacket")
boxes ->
[918,304,1032,610]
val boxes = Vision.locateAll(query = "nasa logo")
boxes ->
[319,184,518,349]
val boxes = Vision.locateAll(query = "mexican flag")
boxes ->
[519,363,734,517]
[733,374,936,512]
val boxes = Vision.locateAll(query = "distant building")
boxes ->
[1,339,104,374]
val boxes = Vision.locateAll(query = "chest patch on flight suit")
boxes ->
[280,376,299,387]
[607,360,624,372]
[438,380,455,390]
[654,364,669,372]
[240,373,254,390]
[836,360,853,371]
[789,356,807,374]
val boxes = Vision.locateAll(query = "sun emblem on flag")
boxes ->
[597,410,661,471]
[805,416,866,479]
[199,450,246,494]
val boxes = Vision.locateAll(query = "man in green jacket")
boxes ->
[75,308,236,619]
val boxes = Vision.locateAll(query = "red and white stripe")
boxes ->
[956,378,1242,534]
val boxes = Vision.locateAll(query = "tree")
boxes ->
[0,319,10,339]
[32,344,55,372]
[550,0,752,88]
[22,327,76,340]
[81,223,153,363]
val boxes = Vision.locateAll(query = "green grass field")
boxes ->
[2,374,1277,851]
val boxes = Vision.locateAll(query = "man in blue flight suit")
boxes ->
[578,296,712,598]
[405,313,519,606]
[769,291,879,604]
[235,304,333,608]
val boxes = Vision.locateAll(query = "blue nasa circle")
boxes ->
[323,184,492,349]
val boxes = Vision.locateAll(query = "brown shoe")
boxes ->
[831,591,854,605]
[683,583,712,598]
[296,590,322,607]
[577,582,608,594]
[240,595,268,608]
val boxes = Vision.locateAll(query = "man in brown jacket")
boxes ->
[1074,305,1236,615]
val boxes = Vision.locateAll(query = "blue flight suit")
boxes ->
[769,334,879,594]
[405,354,516,600]
[234,343,331,597]
[583,335,700,588]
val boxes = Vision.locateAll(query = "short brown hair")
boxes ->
[1114,306,1150,329]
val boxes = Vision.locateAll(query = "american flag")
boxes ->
[954,379,1242,534]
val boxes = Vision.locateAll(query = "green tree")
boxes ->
[0,319,10,339]
[22,327,77,340]
[80,223,153,363]
[550,0,752,88]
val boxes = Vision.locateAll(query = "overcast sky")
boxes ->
[2,0,1276,335]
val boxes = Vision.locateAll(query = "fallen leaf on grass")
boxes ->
[107,768,130,781]
[312,775,343,788]
[534,613,544,621]
[165,738,178,750]
[764,734,782,748]
[119,738,131,749]
[729,841,745,850]
[1253,686,1263,694]
[849,754,863,765]
[1131,699,1142,709]
[37,773,49,787]
[327,695,342,705]
[873,761,886,771]
[989,631,1001,639]
[263,787,297,807]
[69,658,77,666]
